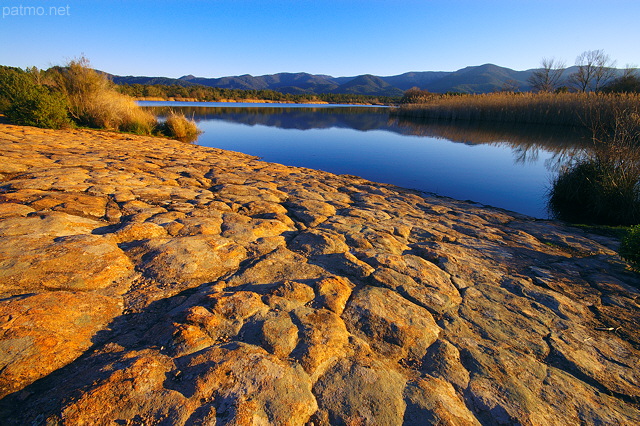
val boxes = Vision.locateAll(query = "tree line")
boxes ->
[115,83,400,105]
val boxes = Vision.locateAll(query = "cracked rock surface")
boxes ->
[0,123,639,424]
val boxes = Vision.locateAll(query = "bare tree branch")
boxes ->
[528,57,566,92]
[569,49,617,92]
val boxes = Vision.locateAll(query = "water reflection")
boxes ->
[395,117,590,151]
[147,105,393,132]
[149,104,591,146]
[393,116,593,172]
[142,103,594,219]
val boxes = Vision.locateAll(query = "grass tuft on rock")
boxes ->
[159,111,201,142]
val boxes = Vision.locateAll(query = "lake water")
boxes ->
[141,101,591,219]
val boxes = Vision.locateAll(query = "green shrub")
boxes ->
[620,225,640,266]
[0,66,71,129]
[6,88,70,129]
[159,111,201,142]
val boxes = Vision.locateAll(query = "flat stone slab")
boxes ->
[0,123,639,424]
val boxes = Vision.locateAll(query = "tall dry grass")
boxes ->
[52,57,156,134]
[394,92,640,128]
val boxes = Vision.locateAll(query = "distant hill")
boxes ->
[108,64,624,97]
[380,71,451,91]
[109,75,198,87]
[419,64,534,93]
[335,74,404,97]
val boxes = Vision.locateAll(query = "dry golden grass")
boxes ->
[394,92,640,128]
[53,57,156,134]
[161,111,201,142]
[87,91,156,134]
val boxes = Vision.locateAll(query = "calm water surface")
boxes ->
[141,101,590,219]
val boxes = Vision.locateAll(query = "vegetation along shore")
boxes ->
[0,57,201,142]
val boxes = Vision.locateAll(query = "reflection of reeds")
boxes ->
[392,116,594,173]
[393,116,591,150]
[394,92,640,128]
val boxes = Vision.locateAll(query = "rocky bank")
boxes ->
[0,122,638,425]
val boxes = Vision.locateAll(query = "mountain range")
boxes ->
[108,63,597,96]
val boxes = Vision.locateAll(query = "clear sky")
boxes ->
[1,0,639,78]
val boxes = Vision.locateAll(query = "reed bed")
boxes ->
[396,91,640,225]
[394,92,640,129]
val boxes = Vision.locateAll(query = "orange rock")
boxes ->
[0,291,121,398]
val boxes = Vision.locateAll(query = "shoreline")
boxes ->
[135,97,391,106]
[0,123,638,424]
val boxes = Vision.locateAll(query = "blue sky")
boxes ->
[1,0,639,78]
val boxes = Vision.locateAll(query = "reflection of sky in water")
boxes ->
[196,118,556,219]
[140,102,590,219]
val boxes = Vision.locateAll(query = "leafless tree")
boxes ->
[622,64,639,79]
[569,49,617,92]
[500,79,521,92]
[528,57,566,92]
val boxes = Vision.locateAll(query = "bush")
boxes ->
[549,159,640,225]
[159,111,201,142]
[85,91,156,134]
[6,88,70,129]
[0,66,71,129]
[620,225,640,267]
[549,107,640,225]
